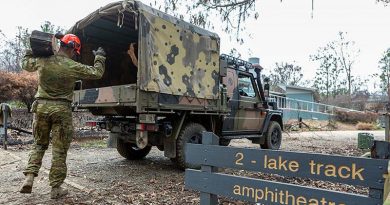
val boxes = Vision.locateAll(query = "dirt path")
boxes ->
[0,145,194,205]
[0,130,383,204]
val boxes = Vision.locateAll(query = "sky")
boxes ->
[227,0,390,89]
[0,0,389,91]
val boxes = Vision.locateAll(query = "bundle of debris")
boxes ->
[0,130,33,145]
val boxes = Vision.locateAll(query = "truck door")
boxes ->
[236,73,265,131]
[222,68,239,131]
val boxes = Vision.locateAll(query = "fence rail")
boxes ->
[269,94,365,115]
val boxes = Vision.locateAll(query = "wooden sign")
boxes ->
[186,144,388,189]
[185,170,381,205]
[185,132,390,205]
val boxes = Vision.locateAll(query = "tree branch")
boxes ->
[201,0,254,9]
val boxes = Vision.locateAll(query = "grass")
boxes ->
[6,101,27,109]
[75,138,107,148]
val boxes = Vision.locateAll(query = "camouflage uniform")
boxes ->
[22,51,105,187]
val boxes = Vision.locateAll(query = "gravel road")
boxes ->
[0,130,384,205]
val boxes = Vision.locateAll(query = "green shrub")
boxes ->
[356,122,379,130]
[335,109,378,124]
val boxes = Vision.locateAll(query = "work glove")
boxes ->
[55,33,65,40]
[93,47,106,57]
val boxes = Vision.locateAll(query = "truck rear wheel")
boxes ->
[173,123,205,170]
[261,121,282,150]
[116,139,152,160]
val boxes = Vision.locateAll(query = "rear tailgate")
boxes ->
[73,84,137,107]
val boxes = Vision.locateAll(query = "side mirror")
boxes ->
[264,77,270,98]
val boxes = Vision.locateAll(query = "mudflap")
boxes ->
[164,136,176,158]
[136,130,148,149]
[251,136,265,145]
[107,133,118,148]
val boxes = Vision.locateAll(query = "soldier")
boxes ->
[19,33,106,199]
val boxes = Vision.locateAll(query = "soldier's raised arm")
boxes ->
[22,50,39,72]
[60,51,106,80]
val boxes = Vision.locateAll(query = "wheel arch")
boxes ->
[170,112,221,140]
[163,112,222,159]
[262,112,283,134]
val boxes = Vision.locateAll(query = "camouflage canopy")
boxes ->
[69,1,221,100]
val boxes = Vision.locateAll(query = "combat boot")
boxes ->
[19,173,34,193]
[50,186,68,199]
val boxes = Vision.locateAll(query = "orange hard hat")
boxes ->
[59,34,81,55]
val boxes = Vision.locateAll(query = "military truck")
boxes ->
[70,1,283,169]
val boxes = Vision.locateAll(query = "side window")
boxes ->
[238,75,256,98]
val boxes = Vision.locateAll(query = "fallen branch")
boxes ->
[8,125,32,135]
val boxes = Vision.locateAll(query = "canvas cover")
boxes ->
[68,1,137,32]
[69,1,221,100]
[136,2,220,99]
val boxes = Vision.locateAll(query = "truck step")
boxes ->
[222,134,262,139]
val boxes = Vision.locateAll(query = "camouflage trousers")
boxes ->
[23,102,73,188]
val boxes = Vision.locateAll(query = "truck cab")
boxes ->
[219,55,283,149]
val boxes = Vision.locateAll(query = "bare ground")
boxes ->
[0,130,384,205]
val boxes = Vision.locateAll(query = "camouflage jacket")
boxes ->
[22,52,105,102]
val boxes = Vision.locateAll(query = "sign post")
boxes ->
[385,114,390,142]
[199,132,219,205]
[0,103,11,150]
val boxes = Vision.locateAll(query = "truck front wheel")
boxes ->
[173,123,205,170]
[116,139,152,160]
[261,121,282,150]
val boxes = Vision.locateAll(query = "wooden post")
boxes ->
[1,103,10,150]
[386,115,389,142]
[370,140,390,202]
[200,132,219,205]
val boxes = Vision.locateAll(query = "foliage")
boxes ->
[78,139,107,148]
[7,101,27,109]
[159,1,389,41]
[377,0,390,5]
[40,21,65,34]
[356,122,379,130]
[325,91,371,111]
[377,48,390,94]
[0,71,38,111]
[351,90,370,111]
[334,109,378,124]
[311,44,342,100]
[332,32,360,95]
[269,62,304,87]
[311,32,361,101]
[351,77,369,94]
[228,48,242,58]
[0,27,30,72]
[0,21,65,72]
[158,0,259,42]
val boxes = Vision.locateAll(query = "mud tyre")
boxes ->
[261,121,282,150]
[116,139,152,160]
[172,123,206,170]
